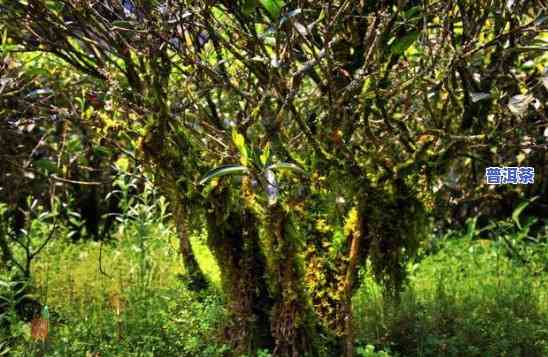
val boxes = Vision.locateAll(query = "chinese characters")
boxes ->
[485,167,534,185]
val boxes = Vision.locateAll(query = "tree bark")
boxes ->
[266,204,318,357]
[342,210,366,357]
[206,190,274,354]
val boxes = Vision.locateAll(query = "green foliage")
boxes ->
[232,129,249,166]
[389,31,420,55]
[356,344,392,357]
[199,164,250,186]
[365,183,430,297]
[354,234,548,357]
[258,0,285,19]
[3,203,226,356]
[0,197,59,278]
[0,276,21,332]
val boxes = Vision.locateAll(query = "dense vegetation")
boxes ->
[1,1,547,356]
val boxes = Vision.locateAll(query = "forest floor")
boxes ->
[5,220,546,356]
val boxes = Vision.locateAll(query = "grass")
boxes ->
[2,214,546,356]
[5,215,227,356]
[353,237,548,357]
[32,221,221,311]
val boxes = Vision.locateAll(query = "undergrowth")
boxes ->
[354,234,548,357]
[1,209,546,356]
[1,197,226,356]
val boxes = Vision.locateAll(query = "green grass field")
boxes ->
[3,218,541,356]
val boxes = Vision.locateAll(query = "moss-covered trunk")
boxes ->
[265,204,318,357]
[206,189,274,354]
[341,207,367,357]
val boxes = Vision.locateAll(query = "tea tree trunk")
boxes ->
[265,204,319,357]
[206,191,274,353]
